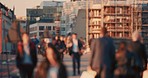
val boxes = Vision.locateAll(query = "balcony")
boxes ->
[89,15,101,18]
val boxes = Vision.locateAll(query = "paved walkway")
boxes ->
[0,53,148,78]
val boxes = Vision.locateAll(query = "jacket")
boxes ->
[129,41,147,71]
[90,37,116,72]
[69,39,83,55]
[16,41,37,69]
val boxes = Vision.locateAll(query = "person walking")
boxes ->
[89,27,116,78]
[114,41,134,78]
[16,33,37,78]
[55,39,66,61]
[35,43,67,78]
[31,35,39,46]
[69,33,83,76]
[65,35,73,55]
[128,31,147,78]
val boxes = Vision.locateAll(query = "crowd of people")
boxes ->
[15,27,147,78]
[89,27,147,78]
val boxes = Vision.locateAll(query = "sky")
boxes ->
[0,0,66,17]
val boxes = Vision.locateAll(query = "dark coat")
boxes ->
[16,42,37,69]
[129,41,147,71]
[69,39,83,55]
[90,37,116,73]
[55,40,66,53]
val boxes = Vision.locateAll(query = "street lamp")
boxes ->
[27,14,30,34]
[86,0,89,47]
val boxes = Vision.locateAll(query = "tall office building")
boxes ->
[26,1,64,34]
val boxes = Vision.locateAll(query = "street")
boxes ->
[0,53,148,78]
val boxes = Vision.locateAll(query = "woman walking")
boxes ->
[35,43,67,78]
[16,33,37,78]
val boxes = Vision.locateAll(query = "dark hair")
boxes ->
[46,43,61,63]
[118,41,127,51]
[100,27,107,35]
[72,33,77,35]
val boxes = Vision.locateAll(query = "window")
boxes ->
[61,27,65,31]
[39,26,44,30]
[47,26,51,30]
[53,27,55,30]
[39,32,44,36]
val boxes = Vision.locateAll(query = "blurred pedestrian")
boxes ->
[70,33,83,76]
[52,37,57,46]
[114,41,134,78]
[89,27,116,78]
[31,35,39,46]
[35,43,67,78]
[89,35,94,47]
[54,36,66,61]
[59,36,66,59]
[16,33,37,78]
[128,30,147,78]
[65,36,72,55]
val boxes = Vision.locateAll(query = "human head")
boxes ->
[44,38,50,44]
[22,32,29,44]
[52,37,56,45]
[119,41,127,51]
[34,35,37,39]
[55,36,59,40]
[132,30,141,42]
[72,33,77,39]
[100,27,107,37]
[60,36,64,41]
[45,43,61,65]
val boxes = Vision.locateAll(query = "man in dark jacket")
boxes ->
[70,33,83,76]
[89,27,116,78]
[128,31,147,78]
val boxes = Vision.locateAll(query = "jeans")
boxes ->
[72,52,81,75]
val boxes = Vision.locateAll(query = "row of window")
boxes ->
[30,26,66,32]
[89,11,101,17]
[38,26,56,30]
[89,20,101,25]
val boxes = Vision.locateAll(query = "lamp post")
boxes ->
[27,14,30,34]
[86,0,89,47]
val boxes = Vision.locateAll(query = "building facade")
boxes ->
[29,22,57,39]
[17,16,27,31]
[86,0,148,48]
[61,0,88,35]
[88,4,102,39]
[0,3,15,53]
[26,1,64,35]
[72,9,86,38]
[103,0,132,38]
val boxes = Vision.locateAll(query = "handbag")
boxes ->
[80,70,97,78]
